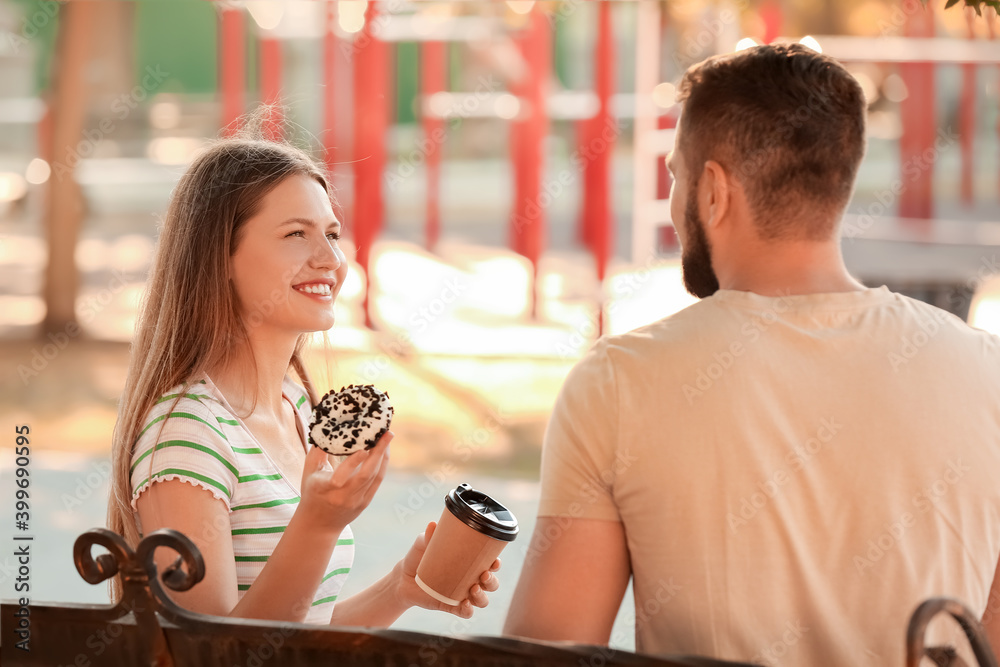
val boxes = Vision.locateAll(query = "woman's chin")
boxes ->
[306,316,336,333]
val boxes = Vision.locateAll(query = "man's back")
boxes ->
[538,286,1000,664]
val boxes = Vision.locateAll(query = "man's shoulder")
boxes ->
[890,290,1000,344]
[599,297,730,353]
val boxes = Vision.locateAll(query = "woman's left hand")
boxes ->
[397,522,501,618]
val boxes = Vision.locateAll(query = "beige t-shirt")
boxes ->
[539,286,1000,665]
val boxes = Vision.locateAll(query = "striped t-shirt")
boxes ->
[129,374,353,623]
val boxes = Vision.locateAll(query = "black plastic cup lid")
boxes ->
[444,483,519,542]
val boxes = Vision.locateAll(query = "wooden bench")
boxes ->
[0,528,994,666]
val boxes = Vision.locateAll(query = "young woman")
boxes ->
[107,133,499,625]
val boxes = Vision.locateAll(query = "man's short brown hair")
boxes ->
[676,43,866,240]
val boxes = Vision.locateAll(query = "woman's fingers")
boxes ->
[328,431,391,488]
[357,432,392,478]
[329,447,370,485]
[478,570,499,592]
[357,433,392,499]
[467,583,490,608]
[448,599,473,618]
[359,446,390,504]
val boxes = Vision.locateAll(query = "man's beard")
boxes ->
[680,193,720,299]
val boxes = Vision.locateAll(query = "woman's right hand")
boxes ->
[297,431,392,533]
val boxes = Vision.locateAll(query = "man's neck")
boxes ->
[715,239,865,297]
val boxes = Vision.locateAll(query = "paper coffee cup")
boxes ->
[415,483,518,606]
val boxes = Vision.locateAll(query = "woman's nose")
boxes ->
[310,235,341,270]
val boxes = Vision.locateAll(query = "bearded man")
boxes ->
[503,43,1000,666]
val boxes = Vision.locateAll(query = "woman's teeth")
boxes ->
[296,283,332,295]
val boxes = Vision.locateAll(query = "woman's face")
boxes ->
[231,173,348,335]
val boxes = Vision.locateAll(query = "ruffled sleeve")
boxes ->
[130,387,239,510]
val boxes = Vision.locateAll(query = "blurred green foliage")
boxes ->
[944,0,1000,15]
[10,0,59,93]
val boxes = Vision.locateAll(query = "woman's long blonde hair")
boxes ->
[107,130,335,600]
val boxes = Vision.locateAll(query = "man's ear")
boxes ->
[699,160,731,232]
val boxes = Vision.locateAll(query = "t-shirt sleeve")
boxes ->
[538,338,621,521]
[129,393,239,511]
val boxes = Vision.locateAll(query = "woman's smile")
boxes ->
[293,281,335,299]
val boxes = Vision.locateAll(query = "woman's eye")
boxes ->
[286,230,305,238]
[327,233,341,241]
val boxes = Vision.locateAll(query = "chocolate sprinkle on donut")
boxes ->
[308,384,393,456]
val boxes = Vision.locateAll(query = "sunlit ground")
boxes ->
[1,235,696,468]
[8,231,1000,467]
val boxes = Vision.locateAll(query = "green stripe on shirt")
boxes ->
[155,393,208,405]
[217,417,240,426]
[138,412,229,442]
[230,538,354,562]
[231,497,300,511]
[322,567,351,582]
[295,395,307,409]
[312,595,338,607]
[231,446,262,454]
[135,468,231,499]
[235,555,270,563]
[231,526,286,536]
[238,473,282,483]
[130,440,239,478]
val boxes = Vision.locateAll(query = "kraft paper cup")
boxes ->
[415,483,518,606]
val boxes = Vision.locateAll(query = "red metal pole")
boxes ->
[220,6,245,135]
[509,10,549,318]
[592,2,617,336]
[759,0,783,45]
[322,1,337,172]
[353,2,389,328]
[509,49,529,259]
[421,40,446,252]
[960,9,976,205]
[577,114,595,250]
[260,35,283,140]
[898,0,935,226]
[509,77,528,258]
[590,1,615,285]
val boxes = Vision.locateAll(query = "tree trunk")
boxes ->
[41,1,94,337]
[40,1,133,338]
